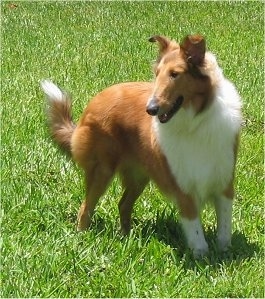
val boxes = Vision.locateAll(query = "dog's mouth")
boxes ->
[158,96,184,123]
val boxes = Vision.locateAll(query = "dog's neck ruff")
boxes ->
[152,66,242,205]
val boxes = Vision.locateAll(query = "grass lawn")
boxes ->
[1,1,264,297]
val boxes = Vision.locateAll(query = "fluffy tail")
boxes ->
[40,80,76,155]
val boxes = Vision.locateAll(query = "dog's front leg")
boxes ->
[214,194,233,252]
[176,193,209,258]
[180,216,209,258]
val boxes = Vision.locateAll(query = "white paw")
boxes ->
[217,237,231,252]
[191,242,209,259]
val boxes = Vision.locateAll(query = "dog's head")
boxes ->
[146,34,214,123]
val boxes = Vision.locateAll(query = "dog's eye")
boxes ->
[169,71,179,79]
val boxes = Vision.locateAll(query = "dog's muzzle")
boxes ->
[146,96,184,123]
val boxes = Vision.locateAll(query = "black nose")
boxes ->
[146,99,159,116]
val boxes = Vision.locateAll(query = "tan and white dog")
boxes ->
[41,34,242,257]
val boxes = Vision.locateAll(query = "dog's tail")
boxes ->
[40,80,76,155]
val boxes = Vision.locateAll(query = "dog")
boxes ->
[41,34,242,258]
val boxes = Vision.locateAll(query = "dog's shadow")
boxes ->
[75,211,260,269]
[138,213,260,269]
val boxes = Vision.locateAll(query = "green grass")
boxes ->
[1,1,264,297]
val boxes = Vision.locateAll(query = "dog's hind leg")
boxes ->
[118,167,149,235]
[77,163,114,231]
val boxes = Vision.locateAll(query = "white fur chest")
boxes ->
[153,80,242,205]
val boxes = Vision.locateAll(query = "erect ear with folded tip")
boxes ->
[149,35,172,64]
[149,35,171,51]
[180,34,206,66]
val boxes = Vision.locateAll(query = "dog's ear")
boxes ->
[149,35,171,52]
[180,34,206,66]
[149,35,173,64]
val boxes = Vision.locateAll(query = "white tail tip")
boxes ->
[40,79,64,101]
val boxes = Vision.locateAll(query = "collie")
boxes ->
[41,34,242,257]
